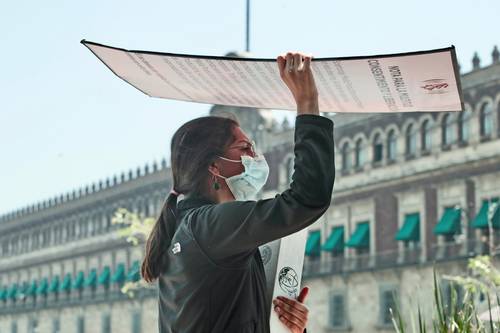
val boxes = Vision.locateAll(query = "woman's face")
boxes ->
[218,126,256,178]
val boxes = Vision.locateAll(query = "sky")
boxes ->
[1,0,499,215]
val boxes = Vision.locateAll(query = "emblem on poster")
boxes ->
[261,245,272,265]
[278,267,299,298]
[420,79,449,94]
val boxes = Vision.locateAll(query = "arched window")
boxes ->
[405,124,417,156]
[421,120,432,151]
[497,102,500,135]
[355,139,365,168]
[442,114,454,146]
[373,134,383,163]
[457,106,472,142]
[387,130,397,161]
[341,142,352,171]
[480,102,493,137]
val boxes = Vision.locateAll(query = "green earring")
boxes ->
[213,180,220,191]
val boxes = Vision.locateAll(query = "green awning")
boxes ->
[0,287,7,300]
[48,276,60,293]
[305,231,321,256]
[111,263,126,283]
[434,207,461,235]
[36,278,49,295]
[127,261,141,282]
[72,271,85,290]
[84,269,97,287]
[7,283,18,299]
[321,227,344,252]
[60,274,72,292]
[472,199,499,229]
[26,280,38,296]
[98,266,111,285]
[346,222,370,248]
[395,213,420,241]
[18,282,29,298]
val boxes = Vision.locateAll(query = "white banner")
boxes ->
[82,40,464,113]
[260,229,308,333]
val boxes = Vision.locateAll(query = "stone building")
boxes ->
[1,47,499,332]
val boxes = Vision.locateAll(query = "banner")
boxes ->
[260,229,308,333]
[82,40,463,113]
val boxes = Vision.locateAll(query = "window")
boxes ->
[2,240,8,256]
[379,287,399,326]
[132,311,142,333]
[354,139,365,168]
[458,107,472,142]
[421,120,432,151]
[387,130,397,161]
[77,316,84,333]
[329,292,348,328]
[341,142,352,171]
[52,318,61,333]
[102,314,111,333]
[373,134,383,163]
[480,102,493,137]
[106,215,112,230]
[405,124,416,156]
[28,318,38,333]
[442,113,454,146]
[497,102,500,134]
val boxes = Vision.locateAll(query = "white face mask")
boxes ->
[216,154,270,201]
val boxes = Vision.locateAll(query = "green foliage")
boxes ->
[392,257,500,332]
[112,208,155,297]
[112,208,155,246]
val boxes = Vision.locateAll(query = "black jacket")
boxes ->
[159,114,335,333]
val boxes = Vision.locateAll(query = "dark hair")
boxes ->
[141,116,239,282]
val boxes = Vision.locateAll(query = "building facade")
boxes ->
[1,48,500,332]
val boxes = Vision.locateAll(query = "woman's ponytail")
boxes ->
[141,190,179,282]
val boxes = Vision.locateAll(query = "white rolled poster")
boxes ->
[260,229,308,333]
[82,40,463,113]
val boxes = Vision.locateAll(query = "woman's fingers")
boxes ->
[285,52,294,73]
[273,299,308,331]
[275,308,305,332]
[303,56,311,72]
[293,53,302,72]
[277,55,286,78]
[276,296,309,315]
[297,286,309,303]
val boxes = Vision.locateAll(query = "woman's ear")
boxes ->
[208,162,220,177]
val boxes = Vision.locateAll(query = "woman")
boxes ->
[142,52,335,333]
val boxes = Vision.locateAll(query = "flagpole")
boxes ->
[246,0,250,52]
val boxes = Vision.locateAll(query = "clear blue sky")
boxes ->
[1,0,499,215]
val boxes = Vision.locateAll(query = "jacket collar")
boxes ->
[176,194,215,213]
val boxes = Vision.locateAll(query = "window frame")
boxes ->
[328,290,351,330]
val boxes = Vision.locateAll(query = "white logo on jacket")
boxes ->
[172,242,181,254]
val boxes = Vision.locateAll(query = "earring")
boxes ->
[212,175,220,191]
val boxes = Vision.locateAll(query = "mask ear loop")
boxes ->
[218,156,242,163]
[208,169,226,191]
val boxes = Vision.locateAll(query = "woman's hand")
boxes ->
[273,287,309,333]
[277,53,319,116]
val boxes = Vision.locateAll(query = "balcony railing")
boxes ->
[303,239,495,278]
[0,284,157,315]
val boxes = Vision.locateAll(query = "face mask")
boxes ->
[216,154,270,201]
